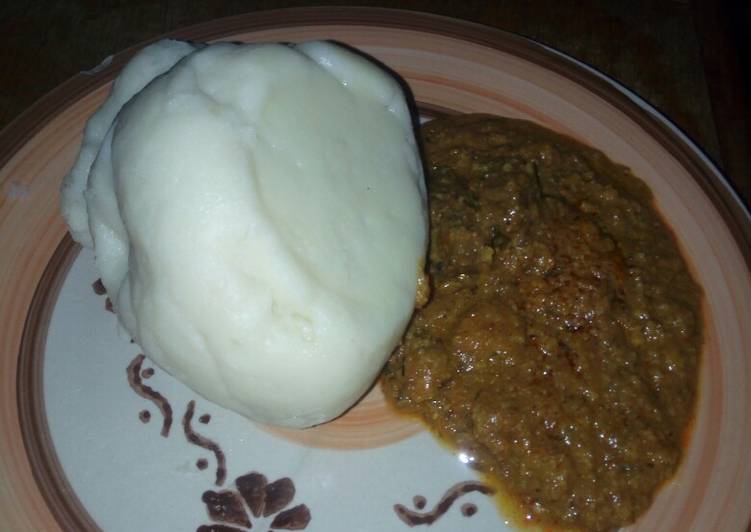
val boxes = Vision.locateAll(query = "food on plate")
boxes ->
[61,39,428,428]
[383,114,703,531]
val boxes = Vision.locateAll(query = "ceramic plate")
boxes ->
[2,8,750,532]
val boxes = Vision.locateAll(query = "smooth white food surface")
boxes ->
[61,39,427,428]
[61,39,199,247]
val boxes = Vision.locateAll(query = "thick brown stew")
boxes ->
[383,115,702,531]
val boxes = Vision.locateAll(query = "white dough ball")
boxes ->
[61,39,199,247]
[61,39,428,428]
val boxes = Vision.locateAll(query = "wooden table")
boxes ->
[1,0,749,204]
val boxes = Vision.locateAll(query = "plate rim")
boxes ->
[16,235,98,532]
[2,6,750,532]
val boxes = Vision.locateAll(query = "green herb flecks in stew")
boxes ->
[383,114,703,532]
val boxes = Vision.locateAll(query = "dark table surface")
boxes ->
[1,0,749,206]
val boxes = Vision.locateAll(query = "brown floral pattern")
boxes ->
[197,472,311,531]
[122,353,310,529]
[394,481,495,526]
[183,400,226,486]
[127,354,173,437]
